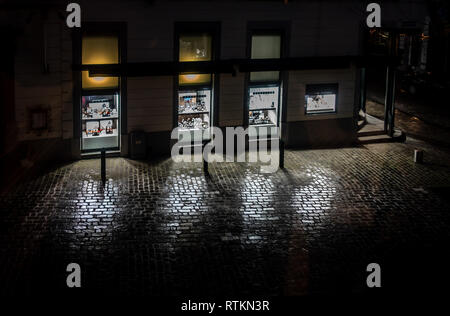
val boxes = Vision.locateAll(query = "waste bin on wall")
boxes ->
[129,131,147,159]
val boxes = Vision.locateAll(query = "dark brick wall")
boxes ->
[283,118,357,148]
[136,117,358,159]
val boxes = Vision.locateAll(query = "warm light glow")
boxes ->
[82,36,119,89]
[179,74,211,85]
[82,36,118,65]
[420,33,430,40]
[179,35,212,62]
[82,71,118,89]
[178,34,212,86]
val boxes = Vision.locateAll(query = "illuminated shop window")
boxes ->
[248,86,279,126]
[248,34,281,130]
[82,36,119,89]
[179,34,212,85]
[305,84,338,114]
[81,93,120,151]
[178,33,213,136]
[80,34,121,152]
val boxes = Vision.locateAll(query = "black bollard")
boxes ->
[101,149,106,184]
[279,138,285,169]
[203,141,209,175]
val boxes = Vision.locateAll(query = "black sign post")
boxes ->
[279,138,285,169]
[202,141,209,176]
[101,149,106,184]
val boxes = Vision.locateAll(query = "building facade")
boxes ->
[0,0,429,162]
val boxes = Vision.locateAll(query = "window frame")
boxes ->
[73,22,127,154]
[304,83,339,115]
[173,22,221,135]
[244,22,290,130]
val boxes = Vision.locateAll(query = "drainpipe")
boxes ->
[420,16,431,71]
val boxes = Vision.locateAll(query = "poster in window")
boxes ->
[249,86,279,110]
[82,95,118,119]
[305,84,338,114]
[178,89,211,114]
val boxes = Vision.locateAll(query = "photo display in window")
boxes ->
[178,89,211,131]
[82,95,118,120]
[178,113,210,130]
[305,84,338,114]
[249,109,277,125]
[82,119,118,138]
[178,90,211,114]
[81,93,120,151]
[249,86,279,110]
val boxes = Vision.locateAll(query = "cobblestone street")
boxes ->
[0,139,449,296]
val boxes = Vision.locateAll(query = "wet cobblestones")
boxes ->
[0,139,449,295]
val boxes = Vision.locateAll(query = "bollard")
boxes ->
[414,149,423,163]
[203,141,209,175]
[203,154,208,174]
[101,149,106,183]
[279,138,285,169]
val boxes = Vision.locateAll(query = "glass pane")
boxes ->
[82,36,118,64]
[178,113,210,130]
[179,74,211,85]
[82,94,119,120]
[82,119,119,150]
[178,89,211,133]
[250,35,281,82]
[179,34,212,85]
[82,71,119,89]
[249,109,277,126]
[179,34,212,62]
[178,90,210,114]
[305,93,336,114]
[81,93,120,151]
[250,71,279,82]
[305,84,338,114]
[249,86,279,110]
[82,36,119,89]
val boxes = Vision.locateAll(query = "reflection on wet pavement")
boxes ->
[0,142,449,295]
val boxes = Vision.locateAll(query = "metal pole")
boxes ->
[101,149,106,184]
[279,138,285,169]
[384,65,396,137]
[385,32,398,137]
[384,66,390,133]
[389,69,396,137]
[360,67,367,113]
[203,141,209,175]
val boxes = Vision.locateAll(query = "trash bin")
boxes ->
[129,131,147,159]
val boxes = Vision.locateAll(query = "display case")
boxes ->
[305,84,338,114]
[178,89,211,131]
[81,93,120,151]
[248,85,279,126]
[176,31,214,141]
